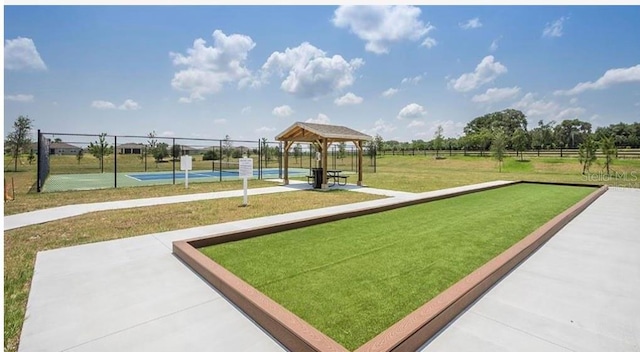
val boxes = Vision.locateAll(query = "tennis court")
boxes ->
[43,168,309,193]
[127,168,301,181]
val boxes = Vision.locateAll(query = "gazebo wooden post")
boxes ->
[283,141,293,185]
[321,138,328,189]
[357,140,364,186]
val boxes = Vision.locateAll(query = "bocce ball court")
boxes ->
[173,181,606,351]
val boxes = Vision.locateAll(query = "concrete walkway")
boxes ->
[18,181,511,352]
[4,180,417,231]
[420,187,640,352]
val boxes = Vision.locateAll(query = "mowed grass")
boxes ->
[351,155,640,192]
[3,190,384,352]
[201,183,596,350]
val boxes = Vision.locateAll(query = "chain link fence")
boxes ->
[36,132,377,192]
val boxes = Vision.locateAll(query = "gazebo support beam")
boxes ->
[357,140,364,186]
[283,141,293,185]
[322,138,328,189]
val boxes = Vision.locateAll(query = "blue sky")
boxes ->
[4,5,640,143]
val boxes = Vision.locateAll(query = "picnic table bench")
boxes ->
[306,170,349,187]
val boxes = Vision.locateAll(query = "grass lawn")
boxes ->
[3,190,384,352]
[201,183,596,350]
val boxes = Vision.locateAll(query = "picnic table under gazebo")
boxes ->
[275,122,373,189]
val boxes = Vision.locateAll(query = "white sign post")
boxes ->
[238,157,253,206]
[180,155,193,189]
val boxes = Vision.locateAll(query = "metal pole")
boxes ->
[219,140,223,182]
[114,136,118,188]
[37,129,41,192]
[172,138,176,185]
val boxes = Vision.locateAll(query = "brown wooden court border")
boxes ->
[173,181,608,352]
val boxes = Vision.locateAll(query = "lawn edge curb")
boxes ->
[172,181,604,352]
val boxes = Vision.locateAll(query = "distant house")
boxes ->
[50,142,82,156]
[118,143,145,155]
[180,145,201,155]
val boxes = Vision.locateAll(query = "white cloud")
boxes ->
[382,88,399,98]
[332,5,436,54]
[401,74,424,85]
[471,86,521,104]
[397,103,426,120]
[241,106,251,114]
[421,37,438,49]
[554,64,640,96]
[213,118,227,124]
[91,100,117,109]
[543,16,568,38]
[334,92,363,106]
[5,94,34,102]
[570,97,578,104]
[513,92,586,122]
[366,118,397,136]
[256,126,276,134]
[449,55,507,92]
[91,99,140,110]
[489,38,500,52]
[305,113,330,124]
[261,42,363,99]
[459,17,483,30]
[161,131,175,137]
[170,30,256,103]
[407,120,425,128]
[119,99,140,110]
[4,37,47,71]
[272,105,294,117]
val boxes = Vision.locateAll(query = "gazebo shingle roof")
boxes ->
[275,122,372,142]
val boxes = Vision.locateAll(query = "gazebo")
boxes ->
[275,122,373,189]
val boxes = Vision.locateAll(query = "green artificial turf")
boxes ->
[200,183,595,350]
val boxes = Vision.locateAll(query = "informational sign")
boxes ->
[238,157,253,179]
[180,155,192,171]
[180,155,193,189]
[238,157,253,206]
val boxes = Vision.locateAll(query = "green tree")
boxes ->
[599,135,616,176]
[554,119,592,149]
[202,148,219,161]
[6,115,34,172]
[294,143,302,162]
[88,133,113,173]
[373,134,384,157]
[464,109,528,143]
[153,142,169,162]
[433,125,444,158]
[76,149,84,164]
[491,129,507,172]
[223,135,233,162]
[147,131,158,168]
[338,142,346,160]
[512,128,529,161]
[261,137,270,163]
[171,144,181,159]
[578,136,597,175]
[27,149,36,165]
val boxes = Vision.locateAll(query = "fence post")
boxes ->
[219,140,223,182]
[114,135,118,188]
[37,129,41,192]
[172,138,176,185]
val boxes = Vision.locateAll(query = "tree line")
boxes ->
[368,109,640,155]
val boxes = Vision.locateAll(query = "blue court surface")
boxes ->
[127,168,307,181]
